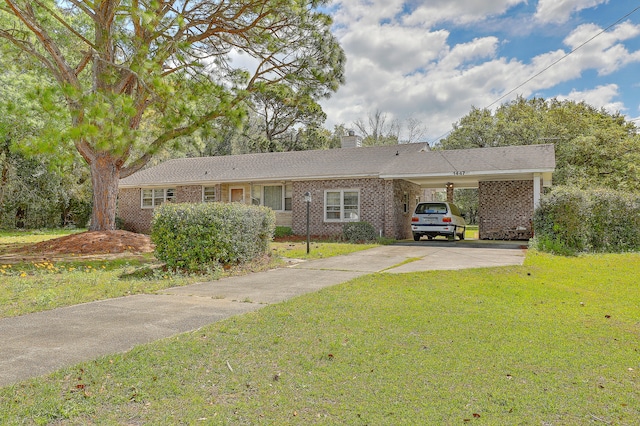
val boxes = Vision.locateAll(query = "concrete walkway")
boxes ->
[0,241,526,387]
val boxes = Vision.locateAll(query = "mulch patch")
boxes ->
[20,230,155,255]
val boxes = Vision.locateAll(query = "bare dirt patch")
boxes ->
[23,230,154,255]
[1,231,154,264]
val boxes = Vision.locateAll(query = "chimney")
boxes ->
[341,130,362,148]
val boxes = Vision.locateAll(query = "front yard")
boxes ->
[0,230,377,318]
[0,233,638,424]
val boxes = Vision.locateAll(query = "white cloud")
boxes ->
[340,24,450,74]
[321,1,640,141]
[557,84,625,113]
[332,0,406,28]
[438,37,500,70]
[402,0,525,27]
[535,0,609,24]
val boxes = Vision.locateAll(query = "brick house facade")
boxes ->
[119,178,421,239]
[478,180,538,240]
[118,143,555,240]
[289,179,421,239]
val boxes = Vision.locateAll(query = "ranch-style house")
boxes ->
[117,142,555,240]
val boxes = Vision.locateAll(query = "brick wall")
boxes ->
[385,179,421,239]
[118,185,211,233]
[117,188,154,233]
[176,185,206,203]
[291,178,420,239]
[120,179,420,238]
[478,180,534,240]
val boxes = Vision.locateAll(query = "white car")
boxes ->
[411,202,466,241]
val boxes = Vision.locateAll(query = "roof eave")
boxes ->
[380,168,556,180]
[118,173,382,188]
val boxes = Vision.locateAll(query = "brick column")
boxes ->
[446,182,454,203]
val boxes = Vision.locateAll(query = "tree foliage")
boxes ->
[0,57,91,228]
[532,186,640,255]
[438,96,639,192]
[0,0,345,230]
[354,110,400,146]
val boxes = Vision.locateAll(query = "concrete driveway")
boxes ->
[0,241,526,387]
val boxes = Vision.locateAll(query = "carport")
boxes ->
[382,144,556,240]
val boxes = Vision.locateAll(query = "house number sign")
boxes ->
[453,171,466,176]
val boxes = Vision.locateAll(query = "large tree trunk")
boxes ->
[89,153,120,231]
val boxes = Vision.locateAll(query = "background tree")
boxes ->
[0,0,345,230]
[248,83,327,152]
[0,56,91,228]
[354,111,428,145]
[438,96,639,191]
[354,110,400,146]
[404,116,428,144]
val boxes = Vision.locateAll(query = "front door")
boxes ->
[230,188,244,203]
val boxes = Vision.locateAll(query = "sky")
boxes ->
[318,0,640,143]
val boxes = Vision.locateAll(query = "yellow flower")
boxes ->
[20,272,27,277]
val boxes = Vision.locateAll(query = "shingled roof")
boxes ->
[119,143,556,188]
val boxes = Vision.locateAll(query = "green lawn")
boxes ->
[1,251,638,425]
[0,230,375,319]
[271,241,379,260]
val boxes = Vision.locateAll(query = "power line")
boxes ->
[485,5,640,110]
[429,5,640,145]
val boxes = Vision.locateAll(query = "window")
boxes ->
[403,192,409,213]
[203,187,216,202]
[263,185,283,210]
[250,184,292,211]
[251,185,261,206]
[284,184,292,211]
[325,189,360,222]
[141,188,175,209]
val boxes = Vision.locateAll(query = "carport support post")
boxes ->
[304,192,311,254]
[446,182,454,203]
[533,174,541,209]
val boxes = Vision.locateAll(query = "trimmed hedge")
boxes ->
[274,226,293,238]
[532,186,640,255]
[343,221,378,243]
[151,202,275,271]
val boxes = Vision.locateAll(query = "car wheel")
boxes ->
[413,234,421,241]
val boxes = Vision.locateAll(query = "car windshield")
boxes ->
[415,203,448,214]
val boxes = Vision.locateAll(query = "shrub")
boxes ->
[274,226,293,238]
[343,221,378,243]
[586,188,640,253]
[532,187,589,254]
[151,202,275,271]
[533,186,640,255]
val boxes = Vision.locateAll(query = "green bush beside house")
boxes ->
[533,186,640,255]
[151,202,275,271]
[343,221,378,243]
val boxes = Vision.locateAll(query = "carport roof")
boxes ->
[119,143,555,189]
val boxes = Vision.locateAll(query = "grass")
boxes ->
[0,251,638,424]
[0,257,205,318]
[0,232,378,319]
[0,229,84,255]
[271,240,379,260]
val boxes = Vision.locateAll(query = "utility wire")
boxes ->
[428,5,640,145]
[485,5,640,110]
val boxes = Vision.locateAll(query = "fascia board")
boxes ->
[380,168,556,180]
[118,173,381,188]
